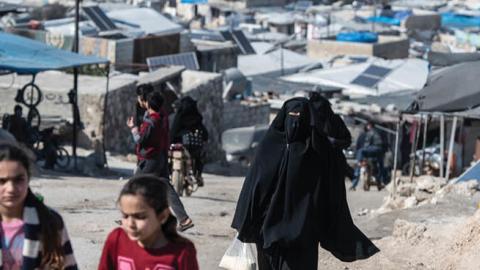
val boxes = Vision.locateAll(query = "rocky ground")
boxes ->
[29,155,480,270]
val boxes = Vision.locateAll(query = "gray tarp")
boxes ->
[409,61,480,112]
[428,51,480,67]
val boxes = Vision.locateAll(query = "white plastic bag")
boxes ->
[219,236,257,270]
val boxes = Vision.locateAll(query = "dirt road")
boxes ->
[30,158,480,270]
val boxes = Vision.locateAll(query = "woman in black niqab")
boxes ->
[170,96,209,181]
[170,96,208,143]
[231,97,379,269]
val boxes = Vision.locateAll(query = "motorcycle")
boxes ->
[402,145,443,177]
[359,157,384,191]
[169,143,200,197]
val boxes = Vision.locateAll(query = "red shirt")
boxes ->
[98,228,199,270]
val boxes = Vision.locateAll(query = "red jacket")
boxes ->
[133,110,169,161]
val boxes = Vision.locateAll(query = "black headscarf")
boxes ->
[170,96,206,143]
[231,97,379,262]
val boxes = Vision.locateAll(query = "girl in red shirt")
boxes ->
[98,175,199,270]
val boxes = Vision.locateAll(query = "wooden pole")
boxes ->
[446,116,458,181]
[440,115,445,178]
[409,116,422,182]
[421,114,429,173]
[391,117,401,195]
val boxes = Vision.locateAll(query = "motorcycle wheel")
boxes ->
[171,170,183,197]
[361,170,370,191]
[363,179,370,191]
[402,162,421,176]
[185,183,193,197]
[55,147,70,169]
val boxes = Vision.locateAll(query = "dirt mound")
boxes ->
[441,210,480,269]
[392,219,428,245]
[380,210,480,270]
[376,176,478,213]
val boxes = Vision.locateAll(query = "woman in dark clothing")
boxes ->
[170,96,208,185]
[231,97,379,270]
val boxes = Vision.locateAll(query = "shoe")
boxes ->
[178,218,194,232]
[349,186,356,191]
[197,176,204,187]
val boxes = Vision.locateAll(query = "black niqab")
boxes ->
[231,97,379,262]
[170,96,204,143]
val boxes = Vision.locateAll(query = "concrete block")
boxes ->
[308,35,409,60]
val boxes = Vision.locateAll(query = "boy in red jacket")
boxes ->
[127,87,193,232]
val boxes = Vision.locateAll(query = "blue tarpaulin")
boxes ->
[456,161,480,183]
[366,16,401,26]
[181,0,207,4]
[0,32,108,74]
[441,13,480,28]
[336,32,378,43]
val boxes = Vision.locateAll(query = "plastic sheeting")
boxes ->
[366,16,401,26]
[336,31,379,43]
[282,58,429,97]
[409,61,480,112]
[441,13,480,28]
[456,160,480,182]
[0,32,108,74]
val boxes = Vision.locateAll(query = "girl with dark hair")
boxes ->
[127,91,194,232]
[0,142,77,269]
[134,84,155,127]
[98,175,199,270]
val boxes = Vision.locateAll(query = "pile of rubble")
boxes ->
[375,175,480,213]
[383,209,480,270]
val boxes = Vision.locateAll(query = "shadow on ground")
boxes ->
[32,156,132,181]
[203,161,249,177]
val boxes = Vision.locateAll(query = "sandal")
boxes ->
[178,218,194,232]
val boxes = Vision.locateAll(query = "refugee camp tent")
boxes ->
[282,58,429,97]
[107,7,183,36]
[351,90,416,111]
[409,61,480,112]
[428,51,480,67]
[0,32,109,167]
[456,160,480,182]
[238,42,318,77]
[0,32,108,74]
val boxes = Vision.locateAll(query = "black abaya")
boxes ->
[231,97,379,268]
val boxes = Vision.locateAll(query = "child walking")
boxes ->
[0,142,77,269]
[98,175,199,270]
[128,89,194,232]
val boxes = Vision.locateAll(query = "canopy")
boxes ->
[282,58,429,97]
[409,61,480,112]
[0,32,108,75]
[428,51,480,67]
[456,160,480,183]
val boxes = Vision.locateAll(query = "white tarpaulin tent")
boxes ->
[107,7,183,36]
[238,42,319,77]
[281,58,429,97]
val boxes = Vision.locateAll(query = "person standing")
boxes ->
[127,90,194,232]
[0,142,77,269]
[350,121,386,190]
[232,97,379,270]
[2,105,29,145]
